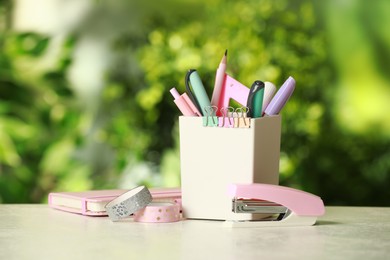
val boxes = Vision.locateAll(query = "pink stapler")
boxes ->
[225,183,325,227]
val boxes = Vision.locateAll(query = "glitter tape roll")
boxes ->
[105,186,152,222]
[133,202,181,223]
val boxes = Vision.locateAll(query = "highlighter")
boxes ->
[170,88,201,116]
[186,69,212,116]
[246,80,265,118]
[262,82,277,114]
[264,76,295,116]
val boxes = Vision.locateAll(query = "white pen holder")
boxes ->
[179,115,281,221]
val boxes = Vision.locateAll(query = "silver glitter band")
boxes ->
[105,186,152,222]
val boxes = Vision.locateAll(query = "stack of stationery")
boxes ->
[47,49,324,228]
[170,50,296,126]
[176,50,325,225]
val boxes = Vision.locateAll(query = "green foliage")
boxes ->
[0,0,389,205]
[136,0,335,195]
[0,31,90,202]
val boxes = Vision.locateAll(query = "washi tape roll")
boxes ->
[105,186,152,222]
[133,202,181,223]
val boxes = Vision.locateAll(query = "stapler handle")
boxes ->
[228,183,325,216]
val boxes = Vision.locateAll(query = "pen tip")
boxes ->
[225,49,228,56]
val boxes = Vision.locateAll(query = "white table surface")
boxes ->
[0,205,389,260]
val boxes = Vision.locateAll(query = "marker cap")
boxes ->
[170,88,180,99]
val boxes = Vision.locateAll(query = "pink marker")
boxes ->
[170,87,201,116]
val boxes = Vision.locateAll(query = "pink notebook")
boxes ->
[48,187,181,216]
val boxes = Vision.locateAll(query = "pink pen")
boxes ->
[170,87,201,116]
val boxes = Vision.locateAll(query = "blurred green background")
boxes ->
[1,0,389,205]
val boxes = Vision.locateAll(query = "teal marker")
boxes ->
[186,69,212,116]
[246,80,265,118]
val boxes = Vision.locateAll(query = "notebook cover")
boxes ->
[48,188,181,216]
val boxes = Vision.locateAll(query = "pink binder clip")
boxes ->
[226,183,325,227]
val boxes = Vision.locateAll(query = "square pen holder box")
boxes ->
[179,115,281,221]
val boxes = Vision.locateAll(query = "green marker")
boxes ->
[246,80,265,118]
[185,69,212,116]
